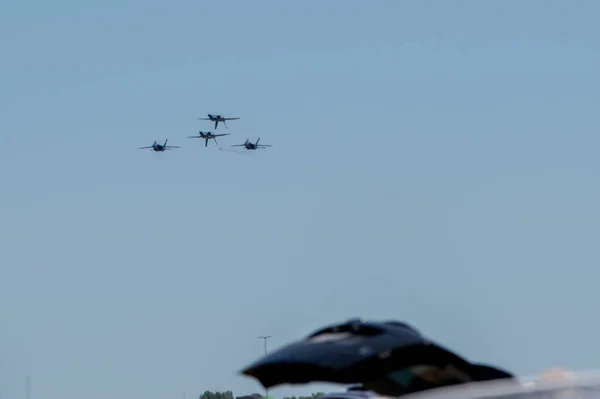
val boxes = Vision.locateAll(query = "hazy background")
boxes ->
[2,1,600,399]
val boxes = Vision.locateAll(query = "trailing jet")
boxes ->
[187,131,231,147]
[198,114,240,129]
[138,139,180,152]
[231,137,272,150]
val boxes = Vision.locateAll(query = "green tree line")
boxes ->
[198,390,325,399]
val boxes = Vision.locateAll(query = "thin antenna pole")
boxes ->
[257,336,271,397]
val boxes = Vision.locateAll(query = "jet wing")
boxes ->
[224,117,241,120]
[213,133,231,137]
[138,146,153,149]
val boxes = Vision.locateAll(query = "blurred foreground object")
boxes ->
[536,369,576,384]
[523,368,579,399]
[240,318,514,397]
[236,394,264,399]
[319,385,380,399]
[402,369,600,399]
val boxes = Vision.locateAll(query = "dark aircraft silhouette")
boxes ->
[198,114,240,129]
[187,131,231,147]
[138,139,180,152]
[231,137,272,150]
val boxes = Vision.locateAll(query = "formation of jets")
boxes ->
[138,113,273,153]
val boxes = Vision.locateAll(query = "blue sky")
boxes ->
[2,1,600,399]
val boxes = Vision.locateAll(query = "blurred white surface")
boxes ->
[402,369,600,399]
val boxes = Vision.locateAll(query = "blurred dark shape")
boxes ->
[236,394,263,399]
[347,386,370,392]
[240,318,515,397]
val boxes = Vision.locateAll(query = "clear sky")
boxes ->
[2,1,600,399]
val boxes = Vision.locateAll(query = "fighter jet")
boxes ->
[198,114,240,129]
[231,137,272,150]
[138,139,180,152]
[187,131,231,147]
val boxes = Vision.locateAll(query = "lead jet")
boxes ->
[198,113,240,129]
[138,139,180,152]
[231,137,272,150]
[187,131,231,147]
